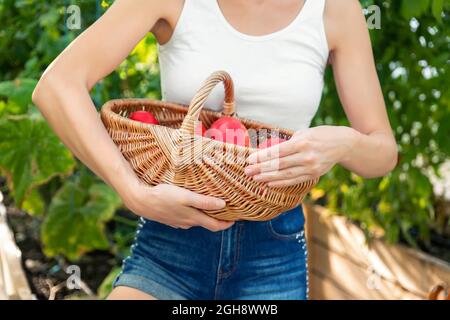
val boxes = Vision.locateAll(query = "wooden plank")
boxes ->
[305,204,370,266]
[368,241,431,296]
[0,248,7,300]
[424,252,450,292]
[304,204,450,298]
[0,195,33,300]
[309,273,355,300]
[309,241,424,300]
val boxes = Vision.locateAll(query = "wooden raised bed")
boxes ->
[304,204,450,300]
[0,192,34,300]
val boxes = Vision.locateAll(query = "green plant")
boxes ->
[0,115,76,204]
[41,168,122,260]
[97,267,121,300]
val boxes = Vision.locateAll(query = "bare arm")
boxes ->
[326,0,398,177]
[245,0,398,185]
[33,0,161,196]
[33,0,232,231]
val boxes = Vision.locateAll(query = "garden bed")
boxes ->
[304,204,450,300]
[0,175,137,300]
[6,206,116,300]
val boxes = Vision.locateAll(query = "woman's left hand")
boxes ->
[245,126,358,187]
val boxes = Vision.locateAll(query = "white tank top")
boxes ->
[158,0,329,131]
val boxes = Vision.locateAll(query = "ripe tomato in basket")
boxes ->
[206,117,251,147]
[258,137,288,149]
[129,111,159,125]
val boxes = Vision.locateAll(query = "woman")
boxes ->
[33,0,398,300]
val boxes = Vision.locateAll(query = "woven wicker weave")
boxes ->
[100,71,319,221]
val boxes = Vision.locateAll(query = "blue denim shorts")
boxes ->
[113,206,308,300]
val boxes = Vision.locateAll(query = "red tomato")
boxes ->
[206,117,251,147]
[258,137,287,149]
[129,111,159,125]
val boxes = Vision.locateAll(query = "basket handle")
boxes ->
[180,71,235,135]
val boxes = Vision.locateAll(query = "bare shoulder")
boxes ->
[112,0,183,20]
[324,0,368,51]
[151,0,185,43]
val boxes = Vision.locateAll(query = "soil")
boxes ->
[6,206,117,300]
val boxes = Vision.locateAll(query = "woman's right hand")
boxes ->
[122,178,234,232]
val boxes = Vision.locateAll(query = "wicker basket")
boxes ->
[100,71,319,221]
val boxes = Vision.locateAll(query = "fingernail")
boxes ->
[247,154,256,164]
[253,175,263,182]
[216,199,226,207]
[245,167,254,175]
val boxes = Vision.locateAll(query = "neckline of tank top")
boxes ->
[212,0,312,42]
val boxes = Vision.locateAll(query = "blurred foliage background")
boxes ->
[0,0,448,298]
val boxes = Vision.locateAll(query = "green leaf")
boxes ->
[385,224,400,244]
[41,174,122,260]
[0,116,76,206]
[378,176,390,192]
[432,0,444,22]
[97,267,121,300]
[22,188,45,216]
[0,101,6,116]
[0,79,37,114]
[401,0,431,19]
